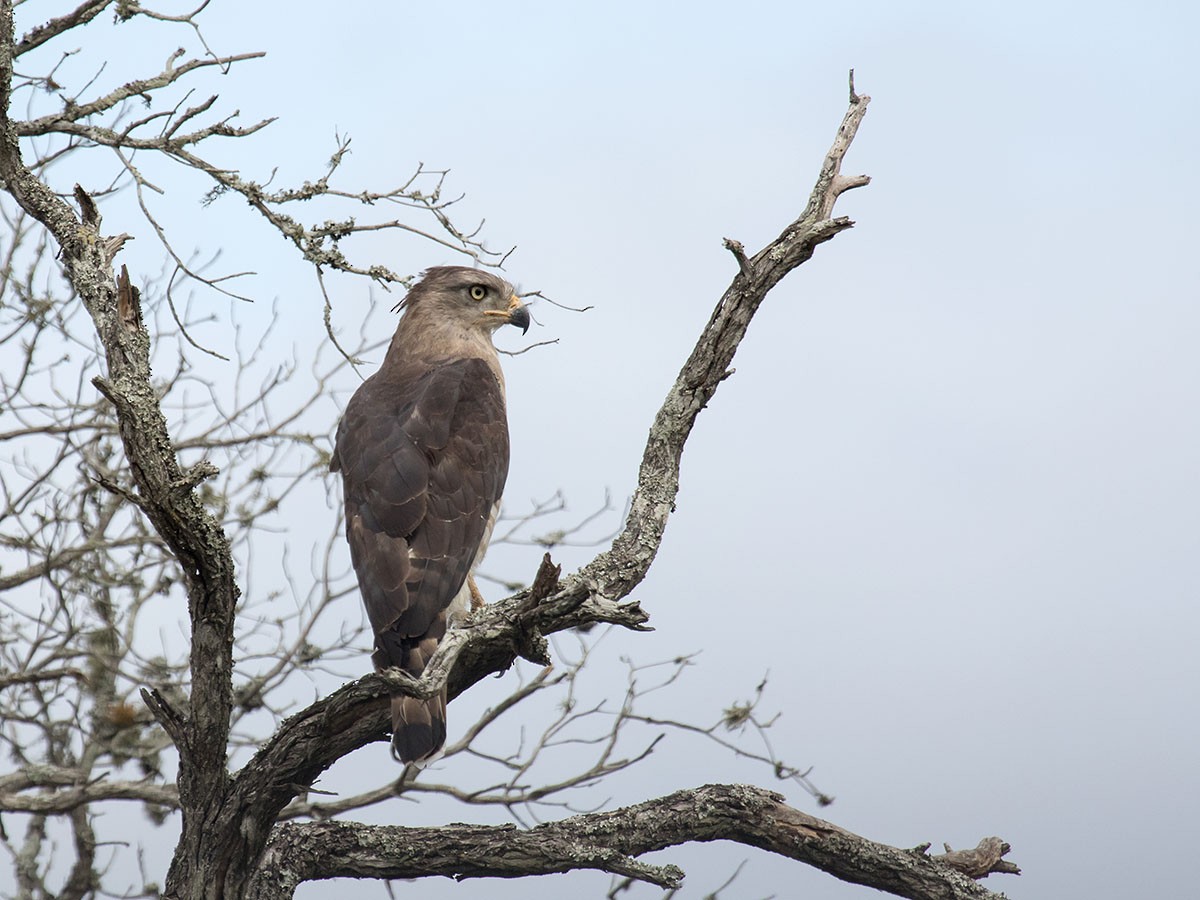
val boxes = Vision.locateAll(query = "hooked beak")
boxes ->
[506,295,530,334]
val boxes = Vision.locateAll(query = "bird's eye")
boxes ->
[469,285,487,301]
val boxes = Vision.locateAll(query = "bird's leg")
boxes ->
[468,574,486,610]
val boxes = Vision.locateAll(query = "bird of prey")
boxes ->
[331,267,530,763]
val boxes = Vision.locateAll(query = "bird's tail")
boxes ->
[390,689,447,764]
[373,615,450,764]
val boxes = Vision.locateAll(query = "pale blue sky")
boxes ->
[11,1,1200,897]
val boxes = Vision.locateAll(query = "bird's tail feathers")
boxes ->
[375,620,449,764]
[390,689,447,764]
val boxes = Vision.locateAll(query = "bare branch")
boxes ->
[14,0,111,58]
[0,667,85,688]
[17,50,267,136]
[0,765,180,814]
[723,237,752,278]
[247,784,1014,900]
[935,838,1021,878]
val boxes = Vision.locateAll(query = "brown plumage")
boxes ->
[331,267,529,762]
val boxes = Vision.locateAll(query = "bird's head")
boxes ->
[397,266,530,335]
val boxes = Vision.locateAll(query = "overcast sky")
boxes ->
[13,1,1200,898]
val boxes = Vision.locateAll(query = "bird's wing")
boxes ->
[333,356,510,673]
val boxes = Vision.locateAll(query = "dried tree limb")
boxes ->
[0,666,85,688]
[59,806,97,900]
[246,784,1014,900]
[935,838,1021,878]
[572,79,871,603]
[0,771,179,813]
[17,50,267,135]
[248,820,681,899]
[13,0,111,58]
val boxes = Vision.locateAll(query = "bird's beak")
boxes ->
[506,295,531,334]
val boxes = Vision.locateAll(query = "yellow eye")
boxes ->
[469,285,487,301]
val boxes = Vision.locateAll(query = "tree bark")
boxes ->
[246,784,1015,900]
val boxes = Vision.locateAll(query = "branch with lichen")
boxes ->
[248,784,1016,900]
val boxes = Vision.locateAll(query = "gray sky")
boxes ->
[17,1,1200,897]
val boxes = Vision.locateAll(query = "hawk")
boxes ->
[331,266,529,763]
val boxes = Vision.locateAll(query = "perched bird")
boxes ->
[331,267,530,762]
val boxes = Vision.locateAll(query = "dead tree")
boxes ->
[0,2,1018,897]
